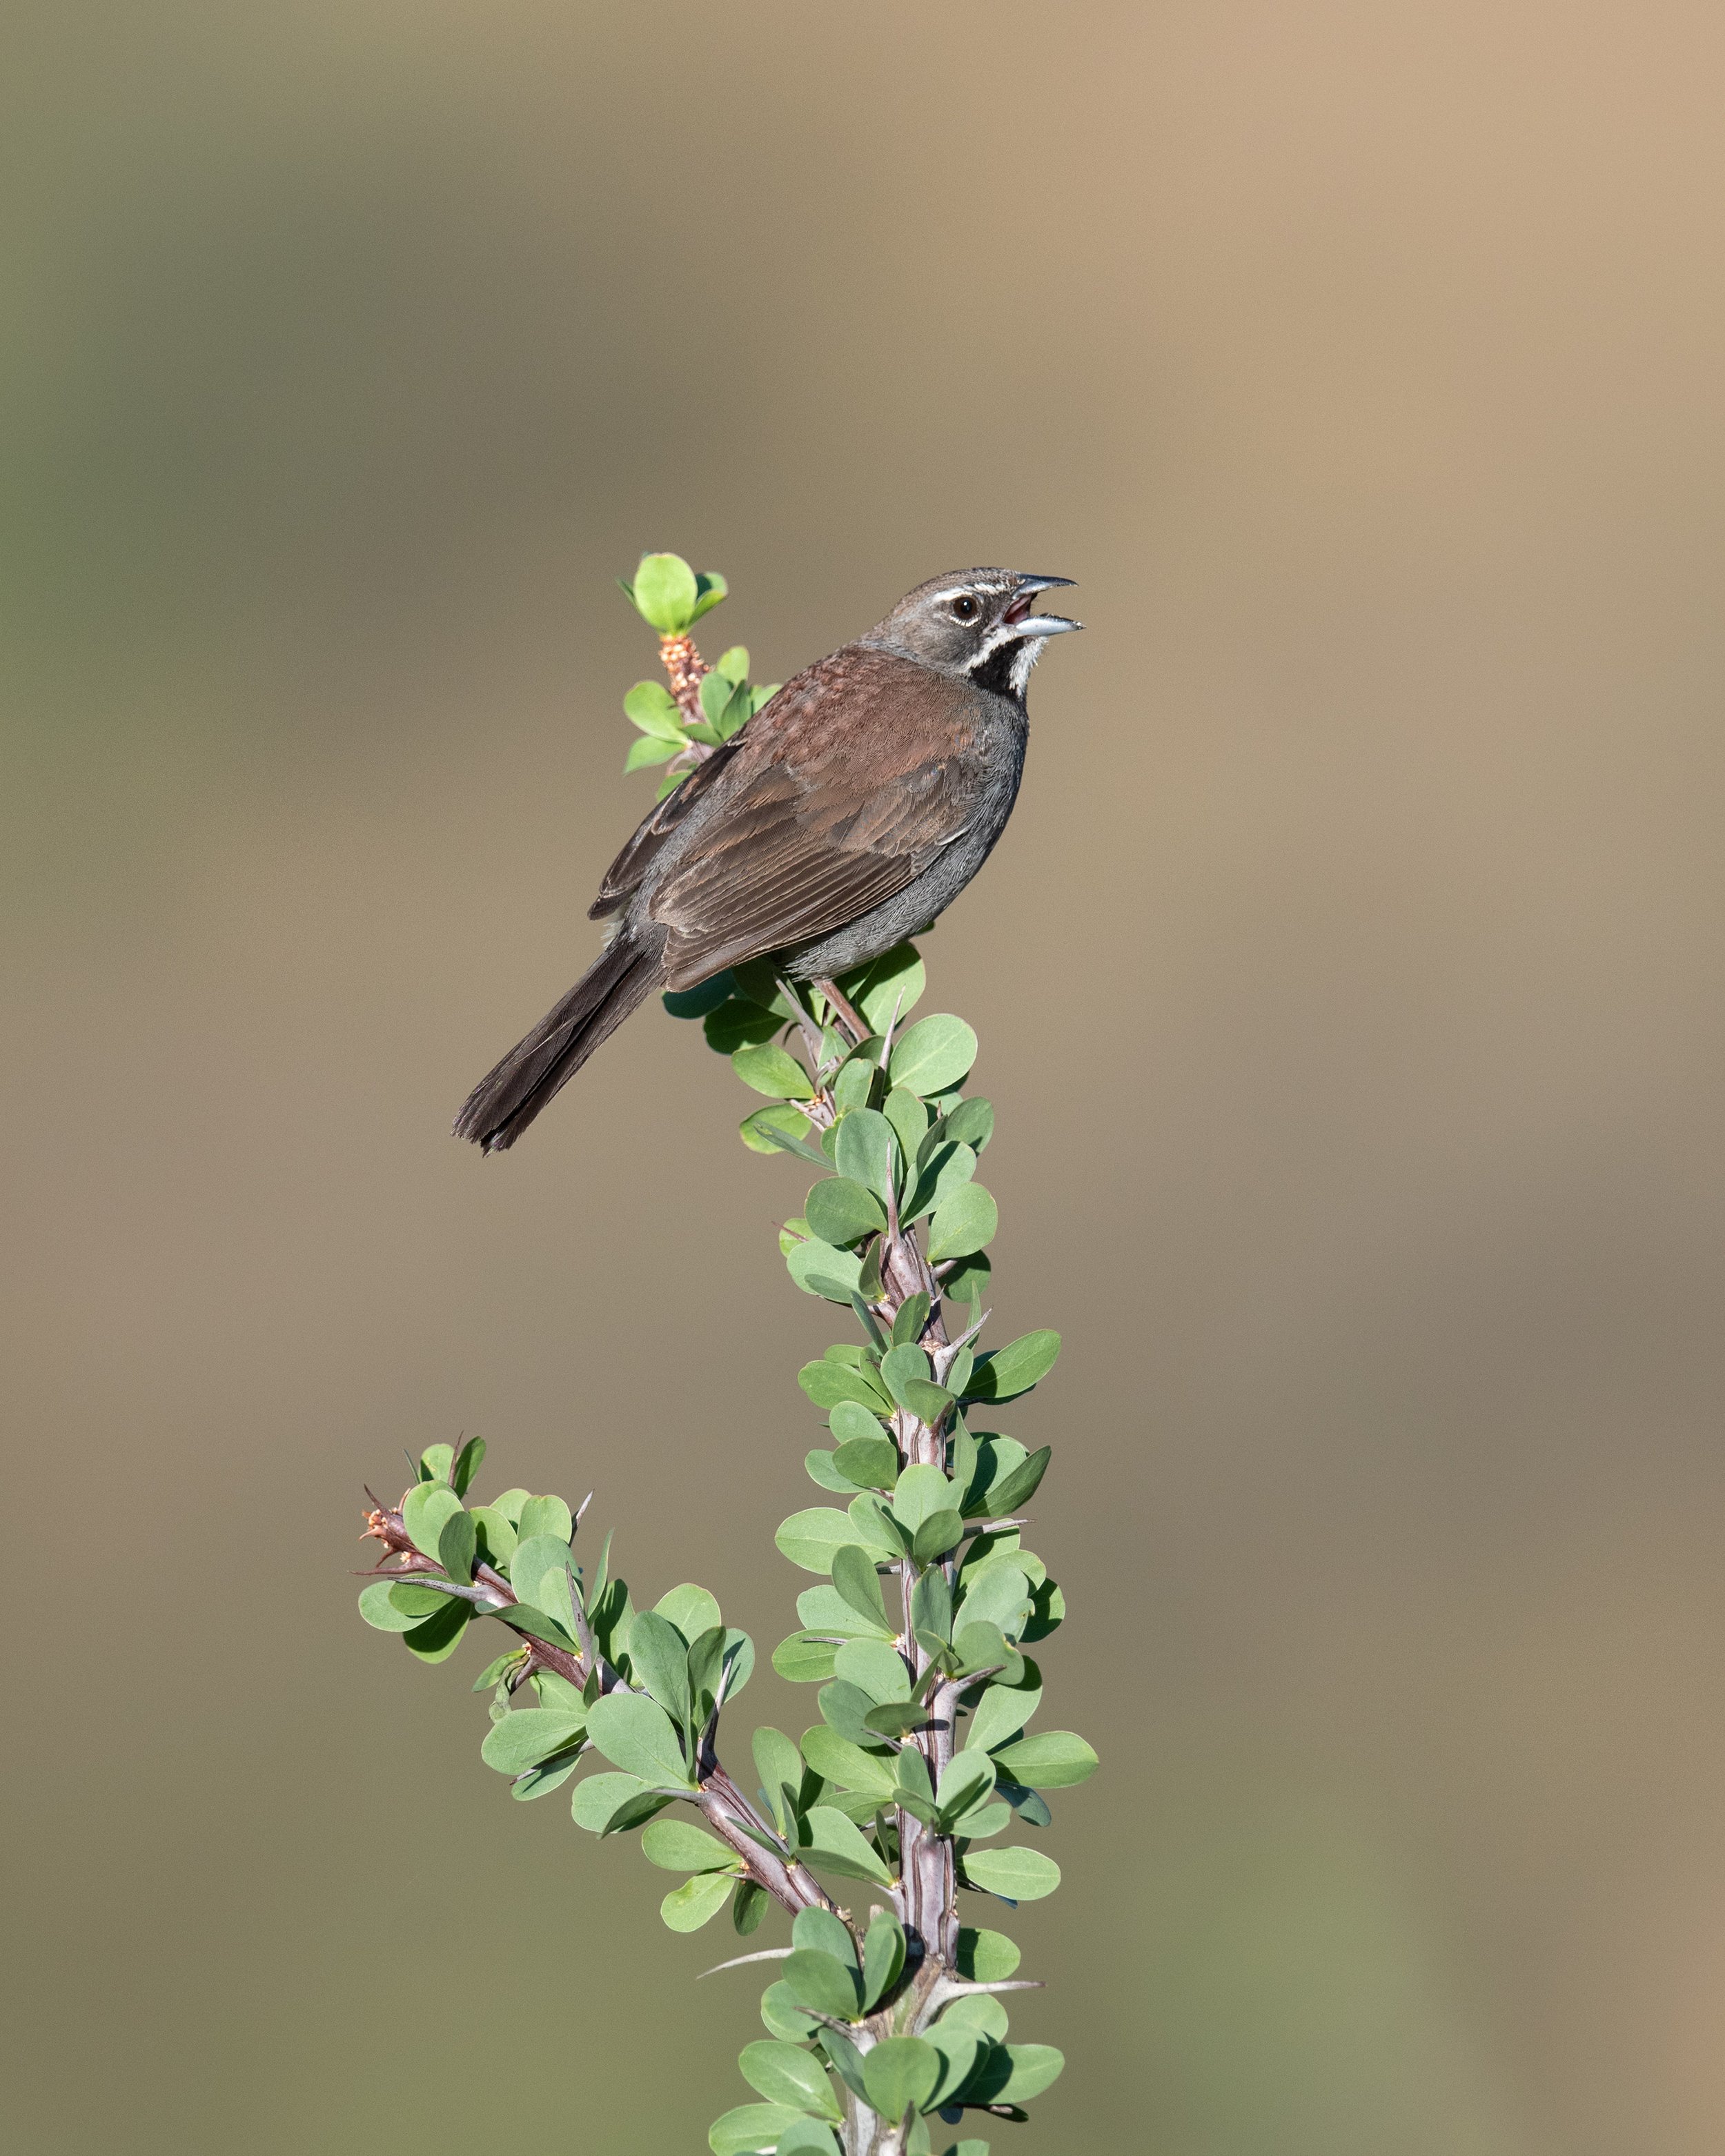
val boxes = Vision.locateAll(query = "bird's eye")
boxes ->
[951,595,980,622]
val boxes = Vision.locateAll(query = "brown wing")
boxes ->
[588,733,747,920]
[642,647,985,990]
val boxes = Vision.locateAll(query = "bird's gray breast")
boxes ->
[785,690,1028,978]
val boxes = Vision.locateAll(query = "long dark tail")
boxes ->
[453,931,661,1152]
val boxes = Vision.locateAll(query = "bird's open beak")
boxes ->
[1003,574,1082,635]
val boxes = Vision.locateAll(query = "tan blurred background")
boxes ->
[4,1,1723,2149]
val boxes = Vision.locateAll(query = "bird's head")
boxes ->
[862,568,1082,698]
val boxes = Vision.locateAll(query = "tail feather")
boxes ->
[453,933,660,1151]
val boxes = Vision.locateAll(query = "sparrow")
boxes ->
[454,567,1081,1151]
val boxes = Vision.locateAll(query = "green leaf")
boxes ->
[531,1669,584,1714]
[888,1015,978,1097]
[656,1582,723,1643]
[818,1679,888,1745]
[989,1731,1098,1788]
[773,1633,840,1683]
[831,1435,898,1490]
[714,644,749,684]
[976,2044,1065,2104]
[518,1494,573,1544]
[437,1508,476,1583]
[862,1700,931,1739]
[842,943,925,1032]
[833,1638,911,1703]
[793,1905,861,1970]
[389,1579,455,1618]
[733,1044,814,1100]
[960,1846,1061,1902]
[737,2040,842,2120]
[509,1748,585,1801]
[927,2030,984,2110]
[939,1990,1009,2044]
[451,1435,486,1496]
[786,1238,865,1303]
[740,1104,822,1158]
[625,681,690,750]
[773,2123,840,2156]
[861,1908,907,2010]
[882,1086,929,1173]
[469,1503,517,1567]
[400,1482,462,1561]
[942,1096,994,1151]
[642,1819,737,1872]
[402,1594,470,1663]
[732,1879,769,1935]
[890,1290,932,1346]
[830,1050,879,1114]
[658,1864,738,1931]
[964,1678,1040,1754]
[798,1583,895,1642]
[862,2037,940,2122]
[687,1623,724,1711]
[955,1557,1035,1640]
[805,1449,865,1496]
[935,1750,996,1826]
[910,1568,952,1643]
[760,1981,820,2042]
[418,1443,455,1483]
[901,1380,956,1425]
[663,973,736,1018]
[630,551,700,633]
[708,999,785,1054]
[627,1609,693,1726]
[798,1361,891,1414]
[1022,1575,1065,1643]
[480,1708,586,1774]
[952,1620,1015,1681]
[889,1463,953,1532]
[829,1396,888,1439]
[780,1947,862,2020]
[951,1931,1018,1990]
[984,1445,1050,1516]
[357,1580,424,1632]
[927,1183,998,1264]
[777,1507,898,1574]
[699,670,734,729]
[690,568,729,622]
[800,1725,896,1797]
[938,1253,992,1307]
[750,1726,802,1832]
[798,1805,894,1886]
[965,1331,1061,1404]
[878,1342,931,1407]
[804,1176,887,1246]
[624,732,682,771]
[829,1543,890,1631]
[911,1511,964,1565]
[832,1108,897,1203]
[905,1140,977,1226]
[816,2028,870,2100]
[571,1770,669,1834]
[708,2105,805,2156]
[511,1534,580,1641]
[584,1692,694,1788]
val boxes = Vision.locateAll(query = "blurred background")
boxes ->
[3,2,1722,2150]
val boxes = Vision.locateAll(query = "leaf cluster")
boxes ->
[356,557,1100,2156]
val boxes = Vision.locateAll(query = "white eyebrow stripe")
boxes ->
[927,585,1011,609]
